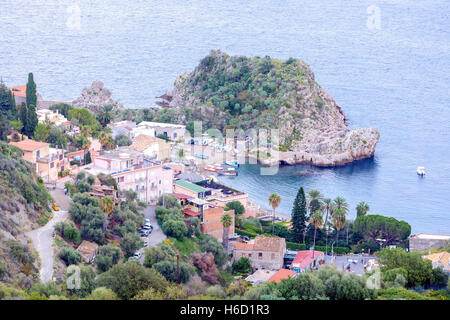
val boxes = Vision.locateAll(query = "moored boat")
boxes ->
[417,166,425,176]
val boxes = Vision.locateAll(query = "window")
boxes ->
[136,185,139,191]
[159,180,161,184]
[50,162,54,168]
[173,132,177,139]
[59,154,63,160]
[248,254,252,258]
[271,253,275,260]
[258,252,262,260]
[36,150,40,158]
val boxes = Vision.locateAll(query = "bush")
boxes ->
[162,219,188,240]
[232,257,252,275]
[95,245,123,272]
[431,268,448,288]
[59,247,82,266]
[225,201,245,215]
[200,235,229,267]
[122,233,143,256]
[154,260,195,283]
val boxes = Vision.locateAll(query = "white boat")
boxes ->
[417,166,425,176]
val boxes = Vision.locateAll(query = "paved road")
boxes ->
[26,209,69,283]
[26,185,71,283]
[134,205,166,263]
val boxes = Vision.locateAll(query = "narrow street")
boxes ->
[26,183,71,283]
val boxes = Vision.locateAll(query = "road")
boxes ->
[135,205,167,263]
[26,184,71,283]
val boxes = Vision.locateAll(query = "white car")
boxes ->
[131,252,142,260]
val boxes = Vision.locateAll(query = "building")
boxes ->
[409,233,450,252]
[173,180,209,199]
[128,134,170,161]
[268,269,297,283]
[9,139,67,182]
[88,148,173,204]
[77,240,99,263]
[108,120,136,139]
[10,85,27,105]
[200,206,235,241]
[233,236,286,270]
[132,121,185,141]
[36,109,71,128]
[424,252,450,272]
[245,269,277,286]
[289,250,324,273]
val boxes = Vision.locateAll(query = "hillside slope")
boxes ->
[160,50,380,167]
[0,142,52,287]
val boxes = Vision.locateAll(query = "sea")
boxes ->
[0,0,449,234]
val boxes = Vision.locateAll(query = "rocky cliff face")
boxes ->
[163,50,380,167]
[72,80,124,115]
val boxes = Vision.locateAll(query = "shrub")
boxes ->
[232,257,252,275]
[162,219,188,240]
[59,247,82,266]
[153,260,195,284]
[95,245,123,272]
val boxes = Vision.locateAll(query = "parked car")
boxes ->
[144,219,151,224]
[144,240,149,247]
[130,252,142,260]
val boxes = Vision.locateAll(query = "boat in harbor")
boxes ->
[417,166,425,176]
[205,165,217,172]
[224,160,239,167]
[218,167,238,176]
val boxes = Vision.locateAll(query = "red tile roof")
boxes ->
[9,139,48,152]
[268,269,297,283]
[290,250,324,270]
[184,208,201,217]
[10,85,26,98]
[234,241,254,250]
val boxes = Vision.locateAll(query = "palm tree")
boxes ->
[221,213,233,250]
[81,136,91,165]
[308,190,323,215]
[268,193,281,235]
[356,201,370,216]
[310,210,323,259]
[322,198,333,255]
[100,196,115,232]
[332,207,346,247]
[333,196,349,214]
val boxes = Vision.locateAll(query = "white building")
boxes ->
[132,121,186,142]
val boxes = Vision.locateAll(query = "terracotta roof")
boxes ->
[290,250,324,270]
[9,139,48,152]
[129,134,164,151]
[268,269,297,283]
[10,85,26,97]
[234,241,254,251]
[184,208,201,217]
[253,236,286,252]
[424,252,450,267]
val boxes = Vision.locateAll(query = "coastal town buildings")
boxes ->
[128,134,170,161]
[108,120,136,139]
[9,85,26,105]
[424,252,450,273]
[409,233,450,252]
[289,250,324,273]
[233,236,286,270]
[9,139,67,182]
[132,121,186,142]
[173,180,208,199]
[87,148,173,204]
[36,108,72,129]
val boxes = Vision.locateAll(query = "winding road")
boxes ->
[26,184,70,283]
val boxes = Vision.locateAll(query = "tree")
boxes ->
[100,196,115,231]
[154,260,195,284]
[232,257,252,275]
[268,193,281,236]
[321,198,333,253]
[0,83,17,120]
[33,123,49,142]
[95,245,122,272]
[225,201,245,216]
[122,233,143,256]
[177,148,184,161]
[65,264,96,298]
[96,105,113,127]
[221,213,233,249]
[332,207,346,246]
[310,210,323,258]
[0,113,11,141]
[85,150,92,164]
[308,190,322,215]
[356,201,370,216]
[200,235,228,267]
[95,261,168,300]
[353,215,411,246]
[162,219,188,240]
[26,73,37,108]
[59,247,82,266]
[333,196,349,214]
[291,187,308,243]
[376,248,433,288]
[98,130,116,150]
[85,287,118,300]
[24,104,38,137]
[114,133,132,147]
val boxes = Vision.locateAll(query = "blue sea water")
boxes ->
[0,0,449,234]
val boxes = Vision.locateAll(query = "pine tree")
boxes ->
[0,83,16,120]
[26,72,37,108]
[291,186,308,243]
[19,103,28,135]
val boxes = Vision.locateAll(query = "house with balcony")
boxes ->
[9,139,67,182]
[87,148,173,204]
[108,120,136,139]
[173,179,209,199]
